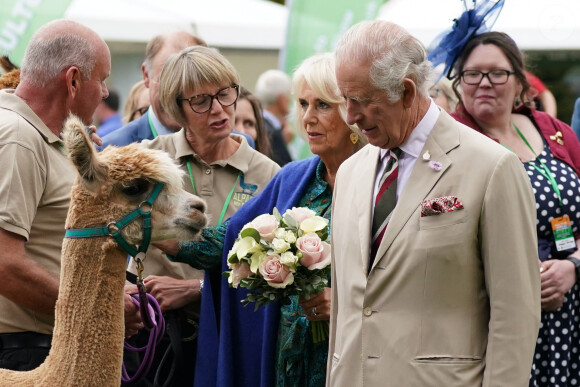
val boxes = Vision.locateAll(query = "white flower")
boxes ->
[236,236,261,258]
[280,251,299,271]
[284,230,297,244]
[271,238,291,254]
[249,251,267,273]
[299,216,329,234]
[274,227,286,239]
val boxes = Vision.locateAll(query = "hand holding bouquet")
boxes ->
[223,207,331,341]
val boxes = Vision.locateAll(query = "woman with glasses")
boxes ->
[450,31,580,386]
[133,45,280,383]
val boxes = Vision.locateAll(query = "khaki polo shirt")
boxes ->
[130,129,280,291]
[0,90,75,334]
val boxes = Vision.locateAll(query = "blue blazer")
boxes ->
[99,113,151,149]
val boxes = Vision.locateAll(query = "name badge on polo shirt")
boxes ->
[551,215,577,251]
[232,174,258,207]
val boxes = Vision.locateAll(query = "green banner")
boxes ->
[0,0,73,66]
[282,0,388,74]
[282,0,387,160]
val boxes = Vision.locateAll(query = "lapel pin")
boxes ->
[429,161,442,172]
[422,150,431,161]
[549,131,564,145]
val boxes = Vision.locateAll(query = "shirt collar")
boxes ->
[380,99,441,160]
[148,107,173,136]
[0,89,60,144]
[173,130,253,173]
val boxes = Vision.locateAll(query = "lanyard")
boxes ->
[185,160,240,226]
[147,112,160,138]
[512,122,563,206]
[149,112,240,226]
[56,142,66,154]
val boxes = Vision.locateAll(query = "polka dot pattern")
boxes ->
[527,143,580,386]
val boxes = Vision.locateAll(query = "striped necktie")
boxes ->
[370,148,401,271]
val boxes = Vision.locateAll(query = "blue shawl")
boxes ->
[194,156,321,387]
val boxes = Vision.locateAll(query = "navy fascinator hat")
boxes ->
[427,0,505,80]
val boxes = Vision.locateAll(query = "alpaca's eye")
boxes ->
[122,179,149,197]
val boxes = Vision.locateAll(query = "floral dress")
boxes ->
[526,138,580,387]
[175,160,332,387]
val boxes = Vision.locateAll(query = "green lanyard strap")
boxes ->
[147,111,159,139]
[512,122,562,206]
[185,158,240,227]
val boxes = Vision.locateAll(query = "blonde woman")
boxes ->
[158,52,366,387]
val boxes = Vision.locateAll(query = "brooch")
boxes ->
[549,131,564,145]
[429,161,442,172]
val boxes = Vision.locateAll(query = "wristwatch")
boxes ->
[565,257,580,281]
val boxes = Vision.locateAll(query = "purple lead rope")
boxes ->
[121,291,166,383]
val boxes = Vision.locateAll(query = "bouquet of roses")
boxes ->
[223,206,331,342]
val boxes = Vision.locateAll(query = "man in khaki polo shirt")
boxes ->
[0,19,110,370]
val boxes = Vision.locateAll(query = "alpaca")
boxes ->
[0,115,207,386]
[0,56,20,90]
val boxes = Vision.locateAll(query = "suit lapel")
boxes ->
[372,112,461,270]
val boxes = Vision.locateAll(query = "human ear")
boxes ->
[65,66,81,98]
[402,78,417,108]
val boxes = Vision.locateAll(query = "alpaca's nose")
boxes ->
[190,200,206,215]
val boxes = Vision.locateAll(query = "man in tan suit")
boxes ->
[327,21,541,386]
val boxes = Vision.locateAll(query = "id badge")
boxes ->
[551,215,577,251]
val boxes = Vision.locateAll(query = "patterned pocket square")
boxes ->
[421,196,464,217]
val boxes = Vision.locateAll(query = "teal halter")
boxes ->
[64,182,165,258]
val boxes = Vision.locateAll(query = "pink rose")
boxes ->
[259,254,294,288]
[296,233,331,270]
[283,207,316,225]
[229,263,252,288]
[250,214,279,242]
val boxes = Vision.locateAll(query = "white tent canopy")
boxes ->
[65,0,287,50]
[378,0,580,51]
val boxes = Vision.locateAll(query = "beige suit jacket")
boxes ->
[327,112,541,387]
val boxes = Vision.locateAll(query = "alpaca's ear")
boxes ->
[62,114,107,189]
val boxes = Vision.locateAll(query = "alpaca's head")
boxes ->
[62,115,207,244]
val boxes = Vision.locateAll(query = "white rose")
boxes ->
[284,230,297,244]
[274,227,286,239]
[271,238,290,254]
[280,251,299,271]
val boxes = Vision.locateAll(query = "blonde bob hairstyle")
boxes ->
[291,52,366,149]
[159,46,240,126]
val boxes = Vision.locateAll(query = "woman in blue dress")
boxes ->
[154,52,367,387]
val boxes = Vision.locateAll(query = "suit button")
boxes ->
[363,307,373,317]
[205,169,211,175]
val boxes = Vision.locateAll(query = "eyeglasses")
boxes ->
[179,84,239,114]
[460,70,515,85]
[129,106,149,121]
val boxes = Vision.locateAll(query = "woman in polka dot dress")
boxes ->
[450,31,580,386]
